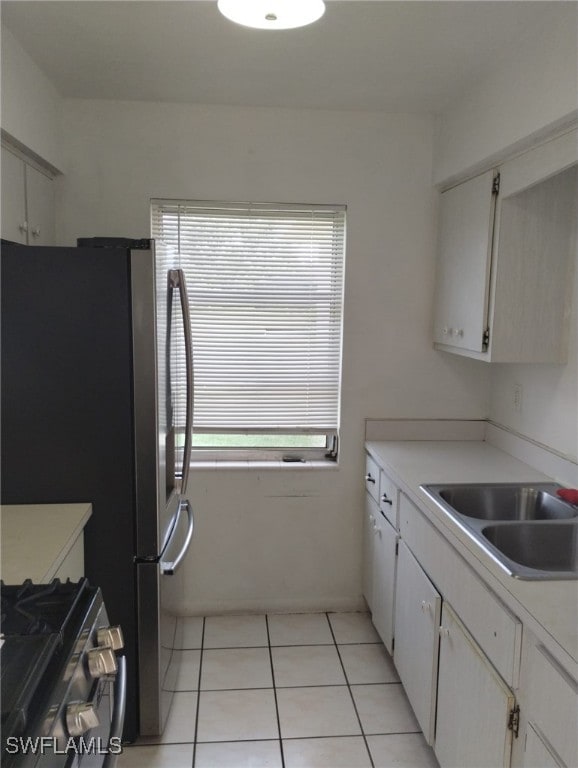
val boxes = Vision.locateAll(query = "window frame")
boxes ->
[151,198,346,464]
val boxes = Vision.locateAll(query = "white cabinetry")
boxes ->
[433,169,497,354]
[393,540,441,744]
[433,130,578,363]
[363,493,376,612]
[371,507,397,653]
[394,495,517,762]
[1,145,55,245]
[524,725,565,768]
[435,603,516,768]
[363,455,398,654]
[522,641,578,768]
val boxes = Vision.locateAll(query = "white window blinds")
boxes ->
[151,200,345,446]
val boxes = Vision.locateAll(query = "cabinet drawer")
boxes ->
[379,470,398,529]
[365,455,380,502]
[399,493,522,687]
[527,644,578,768]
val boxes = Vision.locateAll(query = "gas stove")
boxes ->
[1,579,125,768]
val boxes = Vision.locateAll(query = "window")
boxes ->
[151,200,346,461]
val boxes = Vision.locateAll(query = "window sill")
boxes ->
[189,459,340,470]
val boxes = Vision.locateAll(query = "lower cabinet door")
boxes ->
[393,540,441,744]
[524,724,564,768]
[363,494,378,611]
[435,603,515,768]
[371,511,397,654]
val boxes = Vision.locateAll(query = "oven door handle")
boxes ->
[161,498,194,576]
[102,655,127,768]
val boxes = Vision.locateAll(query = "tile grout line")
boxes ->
[265,615,286,768]
[326,612,376,768]
[190,617,206,768]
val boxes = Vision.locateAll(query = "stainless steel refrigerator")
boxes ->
[1,237,195,741]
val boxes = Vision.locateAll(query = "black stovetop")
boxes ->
[1,578,94,637]
[1,579,99,757]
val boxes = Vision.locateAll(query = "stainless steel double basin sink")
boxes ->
[421,483,578,580]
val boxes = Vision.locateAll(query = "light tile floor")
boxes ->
[118,612,439,768]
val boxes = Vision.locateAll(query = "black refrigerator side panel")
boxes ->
[1,244,139,741]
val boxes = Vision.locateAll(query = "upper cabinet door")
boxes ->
[1,145,56,246]
[1,146,28,244]
[433,169,497,354]
[26,164,55,246]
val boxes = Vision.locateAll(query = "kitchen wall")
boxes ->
[433,7,578,464]
[5,9,576,613]
[0,25,62,169]
[55,98,489,614]
[433,5,578,187]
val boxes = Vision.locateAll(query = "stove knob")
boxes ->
[97,625,124,651]
[87,646,118,678]
[66,702,100,737]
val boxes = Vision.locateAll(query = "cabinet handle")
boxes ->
[365,473,375,484]
[454,328,464,338]
[31,227,41,238]
[381,494,393,505]
[420,601,431,613]
[442,326,452,336]
[439,626,450,638]
[18,221,28,234]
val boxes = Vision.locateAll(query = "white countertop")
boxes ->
[365,440,578,674]
[0,503,92,584]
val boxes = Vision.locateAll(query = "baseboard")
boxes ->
[175,594,366,617]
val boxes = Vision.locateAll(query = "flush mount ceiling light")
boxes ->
[217,0,326,30]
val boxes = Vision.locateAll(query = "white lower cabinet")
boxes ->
[364,448,576,768]
[363,493,397,654]
[393,540,441,744]
[435,603,516,768]
[522,641,577,768]
[363,456,399,654]
[524,725,565,768]
[363,493,377,612]
[371,509,397,654]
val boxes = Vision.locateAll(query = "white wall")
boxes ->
[433,6,578,464]
[489,229,578,463]
[58,99,489,613]
[433,6,578,187]
[0,25,62,169]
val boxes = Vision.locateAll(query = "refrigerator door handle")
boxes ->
[169,268,194,495]
[160,498,194,576]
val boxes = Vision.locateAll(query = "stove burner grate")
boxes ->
[1,578,92,637]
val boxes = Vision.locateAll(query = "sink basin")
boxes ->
[482,523,578,577]
[421,482,578,580]
[432,483,576,521]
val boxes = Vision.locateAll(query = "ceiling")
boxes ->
[1,1,572,113]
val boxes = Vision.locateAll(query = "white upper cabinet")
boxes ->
[1,145,28,244]
[433,129,578,363]
[1,145,55,246]
[433,169,497,354]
